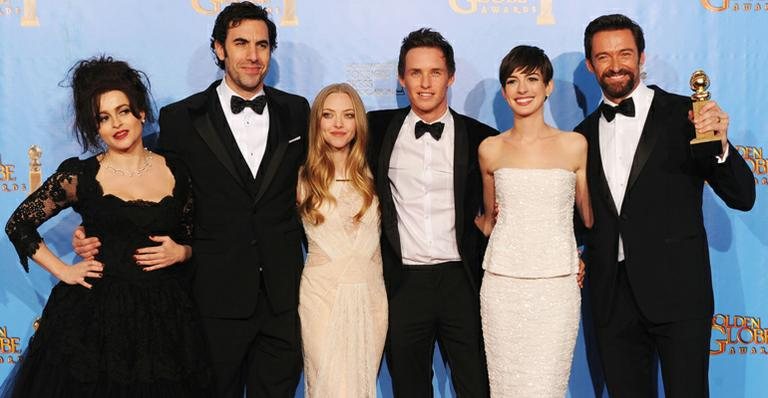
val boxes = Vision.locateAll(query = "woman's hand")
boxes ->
[474,213,493,237]
[474,202,499,238]
[55,259,103,289]
[134,236,191,271]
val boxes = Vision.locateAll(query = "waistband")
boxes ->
[403,261,463,271]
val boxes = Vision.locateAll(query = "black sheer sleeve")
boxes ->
[4,157,82,271]
[167,156,194,246]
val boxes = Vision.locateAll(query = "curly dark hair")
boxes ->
[210,1,277,70]
[66,56,154,153]
[584,14,645,60]
[397,28,456,78]
[498,45,553,86]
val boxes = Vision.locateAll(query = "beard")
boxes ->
[598,68,637,100]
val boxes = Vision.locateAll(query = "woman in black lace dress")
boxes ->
[2,57,212,397]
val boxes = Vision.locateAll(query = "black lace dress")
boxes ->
[2,155,212,397]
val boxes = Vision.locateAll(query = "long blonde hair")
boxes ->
[298,83,375,225]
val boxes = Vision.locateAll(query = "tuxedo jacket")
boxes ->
[575,85,755,326]
[367,107,498,295]
[157,81,309,318]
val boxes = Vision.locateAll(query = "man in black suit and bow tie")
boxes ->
[367,28,497,397]
[153,3,307,397]
[73,6,306,396]
[574,14,755,397]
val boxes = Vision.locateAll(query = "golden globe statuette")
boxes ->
[537,0,556,25]
[280,0,299,26]
[20,0,40,27]
[689,70,723,158]
[28,145,42,194]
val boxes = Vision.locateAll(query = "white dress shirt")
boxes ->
[388,109,461,265]
[216,80,270,177]
[599,83,654,262]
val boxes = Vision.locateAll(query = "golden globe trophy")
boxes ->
[20,0,40,27]
[536,0,556,25]
[28,145,42,194]
[280,0,299,26]
[689,70,724,158]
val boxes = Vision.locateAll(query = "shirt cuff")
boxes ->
[715,145,729,164]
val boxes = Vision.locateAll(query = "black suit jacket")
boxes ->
[158,81,309,317]
[367,107,498,296]
[575,85,755,326]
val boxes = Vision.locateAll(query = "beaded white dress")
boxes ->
[298,182,387,398]
[480,168,580,398]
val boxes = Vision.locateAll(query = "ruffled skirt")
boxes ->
[1,277,212,398]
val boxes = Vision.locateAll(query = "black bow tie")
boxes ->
[231,95,267,115]
[599,97,635,122]
[414,120,445,140]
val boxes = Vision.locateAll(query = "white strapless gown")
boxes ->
[480,168,580,398]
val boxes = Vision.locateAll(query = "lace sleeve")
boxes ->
[166,154,194,246]
[4,157,81,272]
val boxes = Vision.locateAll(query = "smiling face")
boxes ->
[214,19,271,98]
[502,68,552,117]
[398,46,455,123]
[97,90,145,153]
[586,28,645,103]
[319,92,357,153]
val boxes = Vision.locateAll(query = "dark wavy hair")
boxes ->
[65,56,154,153]
[210,1,277,69]
[397,28,456,78]
[498,45,553,86]
[584,14,645,59]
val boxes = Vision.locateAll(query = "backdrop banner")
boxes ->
[1,1,766,396]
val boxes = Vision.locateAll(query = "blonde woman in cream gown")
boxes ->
[297,83,387,398]
[475,46,593,397]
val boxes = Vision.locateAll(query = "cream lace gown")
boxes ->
[299,182,388,398]
[480,168,581,397]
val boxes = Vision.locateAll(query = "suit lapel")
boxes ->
[191,86,250,194]
[586,112,620,217]
[209,93,259,195]
[378,108,409,261]
[253,88,292,205]
[451,110,468,254]
[623,88,664,204]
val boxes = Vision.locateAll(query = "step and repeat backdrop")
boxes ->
[1,1,766,396]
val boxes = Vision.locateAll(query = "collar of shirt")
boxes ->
[403,107,454,143]
[216,79,268,119]
[600,82,653,121]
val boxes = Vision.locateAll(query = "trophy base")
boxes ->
[690,137,723,158]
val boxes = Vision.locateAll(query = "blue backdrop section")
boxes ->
[1,1,766,396]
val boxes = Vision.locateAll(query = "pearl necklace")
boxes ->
[102,148,153,177]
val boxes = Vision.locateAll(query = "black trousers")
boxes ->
[200,287,302,398]
[386,262,489,398]
[596,261,711,398]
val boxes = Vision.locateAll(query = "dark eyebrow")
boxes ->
[100,103,131,114]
